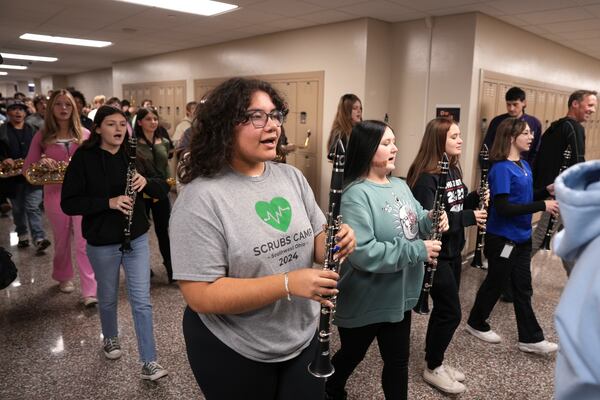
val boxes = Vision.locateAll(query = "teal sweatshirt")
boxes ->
[334,177,432,328]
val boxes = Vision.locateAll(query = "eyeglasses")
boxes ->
[244,109,284,128]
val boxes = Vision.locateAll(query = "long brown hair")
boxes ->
[490,118,527,161]
[406,117,461,188]
[326,94,361,150]
[42,89,83,145]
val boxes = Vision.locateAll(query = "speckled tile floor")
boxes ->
[0,210,565,400]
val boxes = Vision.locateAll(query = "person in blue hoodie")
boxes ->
[325,120,447,400]
[553,160,600,400]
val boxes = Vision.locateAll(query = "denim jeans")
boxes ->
[86,233,157,362]
[9,182,45,241]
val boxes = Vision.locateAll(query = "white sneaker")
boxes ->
[444,364,465,382]
[423,365,466,394]
[518,340,558,355]
[83,296,98,307]
[59,280,75,293]
[465,324,501,343]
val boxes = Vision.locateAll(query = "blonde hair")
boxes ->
[42,89,84,145]
[93,95,106,106]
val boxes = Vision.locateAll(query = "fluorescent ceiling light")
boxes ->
[0,65,28,70]
[0,72,7,76]
[20,33,111,48]
[115,0,238,16]
[28,83,35,87]
[1,52,58,62]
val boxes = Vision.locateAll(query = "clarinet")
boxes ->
[308,138,345,378]
[119,134,138,253]
[540,145,571,250]
[414,153,449,315]
[471,144,489,269]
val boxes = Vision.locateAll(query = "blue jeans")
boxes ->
[9,182,45,241]
[86,233,157,362]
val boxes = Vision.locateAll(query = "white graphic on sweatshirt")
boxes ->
[383,192,419,240]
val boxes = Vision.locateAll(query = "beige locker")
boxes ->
[531,90,545,122]
[480,81,498,139]
[543,92,556,130]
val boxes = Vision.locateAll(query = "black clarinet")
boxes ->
[471,144,489,269]
[119,134,138,253]
[414,153,449,315]
[540,145,571,250]
[308,138,345,378]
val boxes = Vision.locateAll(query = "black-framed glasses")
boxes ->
[244,109,284,128]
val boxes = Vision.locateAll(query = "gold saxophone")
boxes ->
[25,160,69,185]
[0,159,25,178]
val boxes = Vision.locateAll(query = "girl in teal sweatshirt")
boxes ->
[325,120,446,400]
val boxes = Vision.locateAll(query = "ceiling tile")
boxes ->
[517,7,593,25]
[557,29,600,39]
[543,18,600,32]
[428,3,506,17]
[342,0,427,22]
[299,9,357,24]
[392,0,480,12]
[485,0,575,14]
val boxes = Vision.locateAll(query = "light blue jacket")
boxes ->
[553,160,600,400]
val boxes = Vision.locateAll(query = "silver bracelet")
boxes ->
[284,272,292,301]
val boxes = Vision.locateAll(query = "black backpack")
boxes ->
[0,246,17,290]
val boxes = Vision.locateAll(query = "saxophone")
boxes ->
[0,159,24,178]
[471,144,489,269]
[120,134,138,253]
[308,137,345,378]
[24,160,69,185]
[414,153,449,315]
[540,145,572,250]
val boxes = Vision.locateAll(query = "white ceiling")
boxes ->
[2,0,600,83]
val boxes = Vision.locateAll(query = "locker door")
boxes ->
[544,92,556,130]
[271,81,298,157]
[524,88,538,118]
[174,84,186,127]
[480,81,498,139]
[294,80,319,198]
[554,94,567,121]
[495,84,510,117]
[532,90,545,122]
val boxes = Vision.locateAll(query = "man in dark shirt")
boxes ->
[482,86,542,165]
[0,100,50,253]
[531,89,597,276]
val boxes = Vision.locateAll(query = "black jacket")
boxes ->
[60,144,169,246]
[533,117,584,190]
[411,168,478,260]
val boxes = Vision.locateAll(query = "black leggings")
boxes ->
[182,307,324,400]
[425,256,462,370]
[467,234,544,343]
[144,197,172,279]
[326,311,412,400]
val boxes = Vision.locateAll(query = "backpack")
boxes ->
[0,246,18,290]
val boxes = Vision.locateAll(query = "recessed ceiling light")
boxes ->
[0,53,58,62]
[114,0,238,16]
[0,65,28,70]
[0,72,8,76]
[20,33,112,48]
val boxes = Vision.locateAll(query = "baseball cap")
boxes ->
[6,99,28,111]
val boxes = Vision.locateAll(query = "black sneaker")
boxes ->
[35,238,51,255]
[17,239,30,248]
[141,361,168,381]
[103,337,122,360]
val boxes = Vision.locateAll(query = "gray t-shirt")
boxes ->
[171,162,326,362]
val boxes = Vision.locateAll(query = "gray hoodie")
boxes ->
[553,160,600,400]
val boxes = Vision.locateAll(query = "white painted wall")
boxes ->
[66,68,113,105]
[363,19,392,122]
[112,19,369,207]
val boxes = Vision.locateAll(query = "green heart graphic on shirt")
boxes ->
[255,197,292,232]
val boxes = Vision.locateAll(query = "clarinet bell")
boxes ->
[413,290,430,315]
[308,349,335,378]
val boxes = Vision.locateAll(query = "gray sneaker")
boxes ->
[103,337,122,360]
[141,361,168,381]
